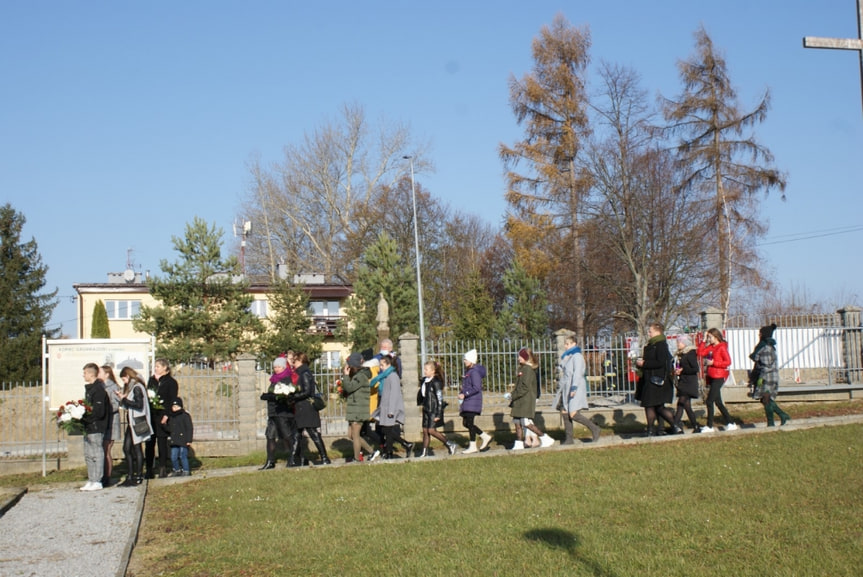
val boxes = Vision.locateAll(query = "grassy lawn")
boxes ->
[126,423,863,577]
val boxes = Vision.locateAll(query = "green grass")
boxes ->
[128,424,863,577]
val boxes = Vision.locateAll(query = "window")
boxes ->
[250,299,268,318]
[308,301,340,316]
[316,351,341,370]
[104,300,141,320]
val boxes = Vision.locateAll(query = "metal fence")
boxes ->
[172,363,241,441]
[0,381,57,460]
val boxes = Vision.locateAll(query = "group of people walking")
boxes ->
[76,358,194,491]
[635,322,790,436]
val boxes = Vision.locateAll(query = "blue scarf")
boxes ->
[561,345,581,359]
[370,366,395,393]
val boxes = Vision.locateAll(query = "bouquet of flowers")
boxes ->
[147,388,164,410]
[273,382,296,403]
[55,400,91,435]
[336,379,346,398]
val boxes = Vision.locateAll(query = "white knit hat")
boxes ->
[464,349,478,364]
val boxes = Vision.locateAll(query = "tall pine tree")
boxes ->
[450,268,495,341]
[494,260,550,341]
[0,204,59,383]
[133,217,264,363]
[344,232,418,353]
[257,280,323,362]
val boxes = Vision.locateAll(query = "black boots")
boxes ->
[307,429,331,464]
[259,461,276,470]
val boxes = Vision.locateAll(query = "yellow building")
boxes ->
[73,271,353,368]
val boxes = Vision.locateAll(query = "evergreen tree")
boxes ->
[258,280,323,362]
[450,268,495,340]
[494,260,550,341]
[0,204,59,383]
[133,217,264,363]
[344,232,418,352]
[91,300,110,338]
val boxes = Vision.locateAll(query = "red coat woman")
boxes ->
[696,328,738,432]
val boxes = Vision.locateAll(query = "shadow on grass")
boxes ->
[523,528,619,577]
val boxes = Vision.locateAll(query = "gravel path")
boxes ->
[0,483,145,577]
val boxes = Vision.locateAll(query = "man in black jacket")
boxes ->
[82,363,109,491]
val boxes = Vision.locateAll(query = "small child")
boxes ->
[168,397,194,476]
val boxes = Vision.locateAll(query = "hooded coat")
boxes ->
[459,364,486,415]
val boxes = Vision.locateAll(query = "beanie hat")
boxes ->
[273,356,288,369]
[760,323,777,340]
[172,397,184,409]
[464,349,478,364]
[346,352,363,368]
[518,348,530,362]
[677,335,692,347]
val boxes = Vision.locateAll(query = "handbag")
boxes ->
[649,375,665,386]
[133,415,151,436]
[310,393,327,411]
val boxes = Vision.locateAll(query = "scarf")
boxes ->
[647,334,666,346]
[370,366,395,393]
[749,338,776,362]
[270,366,293,384]
[561,345,582,359]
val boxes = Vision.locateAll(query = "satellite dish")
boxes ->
[123,269,135,283]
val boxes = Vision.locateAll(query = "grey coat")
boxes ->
[376,371,405,427]
[553,349,588,414]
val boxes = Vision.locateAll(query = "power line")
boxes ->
[757,225,863,246]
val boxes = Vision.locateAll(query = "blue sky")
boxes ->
[2,1,861,336]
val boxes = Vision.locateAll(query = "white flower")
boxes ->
[69,405,86,420]
[273,383,296,396]
[59,412,73,423]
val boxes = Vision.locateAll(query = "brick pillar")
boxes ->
[236,353,260,452]
[399,332,421,442]
[839,307,862,384]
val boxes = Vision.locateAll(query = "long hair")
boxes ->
[100,364,118,385]
[119,366,147,395]
[294,352,310,366]
[706,328,725,343]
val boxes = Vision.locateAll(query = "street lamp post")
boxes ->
[404,156,427,367]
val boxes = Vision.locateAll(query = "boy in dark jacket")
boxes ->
[82,362,109,491]
[168,397,194,476]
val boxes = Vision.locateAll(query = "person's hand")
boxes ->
[636,359,644,367]
[433,417,440,422]
[387,413,393,419]
[569,391,575,398]
[458,393,465,400]
[674,368,682,376]
[705,359,713,366]
[161,415,168,425]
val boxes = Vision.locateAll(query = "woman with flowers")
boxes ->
[258,353,297,469]
[145,358,178,479]
[288,352,331,466]
[342,352,376,463]
[117,367,152,486]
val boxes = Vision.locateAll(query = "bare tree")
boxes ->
[242,104,429,282]
[662,26,786,321]
[584,63,714,341]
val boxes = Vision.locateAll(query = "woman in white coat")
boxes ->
[554,335,601,443]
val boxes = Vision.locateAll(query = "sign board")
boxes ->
[45,338,154,410]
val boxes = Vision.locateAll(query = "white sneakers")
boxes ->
[369,450,381,462]
[539,434,556,448]
[462,441,479,454]
[478,432,493,451]
[726,423,739,431]
[700,426,715,433]
[510,440,525,451]
[80,482,103,492]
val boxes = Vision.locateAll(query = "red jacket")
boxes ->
[697,340,731,380]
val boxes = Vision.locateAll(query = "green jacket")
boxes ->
[511,364,538,419]
[343,367,371,423]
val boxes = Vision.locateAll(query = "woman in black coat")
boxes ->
[288,353,331,466]
[635,322,682,436]
[673,335,701,432]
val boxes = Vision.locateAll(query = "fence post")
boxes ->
[838,307,862,384]
[236,353,259,453]
[399,332,421,442]
[700,307,725,331]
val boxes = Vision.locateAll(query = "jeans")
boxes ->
[171,445,189,473]
[84,432,104,484]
